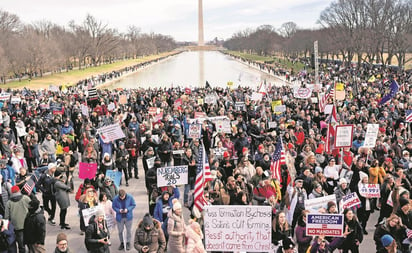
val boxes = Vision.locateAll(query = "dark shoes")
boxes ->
[60,224,71,230]
[118,243,124,251]
[126,182,129,187]
[126,242,130,250]
[135,175,139,179]
[48,219,56,226]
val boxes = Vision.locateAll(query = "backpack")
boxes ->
[0,231,9,251]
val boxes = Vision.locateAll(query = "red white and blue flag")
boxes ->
[271,138,286,183]
[319,84,335,113]
[194,143,212,211]
[23,173,39,195]
[326,105,338,154]
[406,110,412,123]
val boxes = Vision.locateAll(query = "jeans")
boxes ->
[117,218,133,244]
[184,177,195,204]
[42,194,56,220]
[15,229,25,253]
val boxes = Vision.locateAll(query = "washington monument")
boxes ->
[198,0,204,46]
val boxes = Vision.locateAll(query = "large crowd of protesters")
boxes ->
[0,53,410,253]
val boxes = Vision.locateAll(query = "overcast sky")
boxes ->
[1,0,332,42]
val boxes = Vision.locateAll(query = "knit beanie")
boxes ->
[56,233,68,244]
[11,185,20,193]
[143,213,153,227]
[173,201,182,211]
[327,201,336,211]
[381,234,394,247]
[400,197,410,208]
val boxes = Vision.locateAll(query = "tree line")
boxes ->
[0,11,178,83]
[224,0,412,69]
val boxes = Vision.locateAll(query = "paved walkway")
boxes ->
[41,158,379,252]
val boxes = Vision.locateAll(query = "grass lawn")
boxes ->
[3,52,176,90]
[226,50,306,71]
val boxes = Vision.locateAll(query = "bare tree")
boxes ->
[278,21,297,38]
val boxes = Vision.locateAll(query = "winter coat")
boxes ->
[115,148,129,168]
[54,180,71,209]
[158,140,172,163]
[36,170,56,196]
[185,225,206,253]
[23,207,46,245]
[85,215,110,253]
[286,185,307,225]
[296,223,312,253]
[112,193,136,222]
[4,192,30,230]
[340,218,363,250]
[134,218,166,253]
[374,222,406,252]
[97,179,118,201]
[154,188,180,223]
[166,211,186,253]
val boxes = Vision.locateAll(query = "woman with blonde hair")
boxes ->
[78,187,98,235]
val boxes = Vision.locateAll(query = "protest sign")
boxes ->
[216,120,231,133]
[79,162,98,179]
[205,95,217,104]
[235,102,246,111]
[174,98,182,107]
[157,166,188,187]
[305,195,337,213]
[324,104,333,114]
[339,192,361,212]
[359,184,381,198]
[271,100,282,112]
[204,205,272,252]
[251,92,263,101]
[81,104,89,117]
[274,105,286,113]
[0,93,10,101]
[119,95,127,104]
[106,170,122,188]
[107,102,115,111]
[146,157,155,170]
[152,135,159,144]
[188,123,201,139]
[306,213,344,237]
[334,125,354,148]
[97,123,126,143]
[363,124,379,148]
[82,206,104,225]
[293,87,312,99]
[194,112,207,119]
[172,149,184,155]
[148,107,157,116]
[268,121,277,129]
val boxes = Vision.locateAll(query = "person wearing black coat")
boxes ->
[85,211,110,253]
[157,135,172,167]
[24,199,46,252]
[340,208,363,253]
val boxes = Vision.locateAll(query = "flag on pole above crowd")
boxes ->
[406,110,412,123]
[23,173,39,195]
[319,84,335,113]
[379,80,399,105]
[325,105,338,154]
[194,142,212,211]
[271,137,286,183]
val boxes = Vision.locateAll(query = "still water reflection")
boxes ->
[111,51,280,89]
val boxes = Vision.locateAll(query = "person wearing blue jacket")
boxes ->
[153,186,180,223]
[112,189,136,251]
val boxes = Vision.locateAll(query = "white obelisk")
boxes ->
[198,0,204,46]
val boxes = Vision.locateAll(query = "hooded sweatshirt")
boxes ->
[5,191,31,230]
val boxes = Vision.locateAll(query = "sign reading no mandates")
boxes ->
[306,213,344,237]
[204,205,272,252]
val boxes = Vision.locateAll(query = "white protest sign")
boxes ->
[172,149,184,155]
[157,166,188,187]
[363,124,379,148]
[251,92,263,101]
[274,105,286,113]
[268,121,277,129]
[152,135,159,144]
[216,120,231,134]
[107,102,116,111]
[146,157,155,169]
[305,195,337,213]
[324,104,333,114]
[81,104,89,117]
[204,205,272,252]
[188,123,201,139]
[339,192,361,213]
[0,93,10,101]
[334,125,354,148]
[359,184,381,198]
[10,96,21,104]
[205,95,217,104]
[306,213,344,237]
[97,123,126,143]
[293,87,312,99]
[311,97,318,103]
[82,206,104,225]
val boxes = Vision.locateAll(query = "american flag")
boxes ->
[319,84,335,113]
[406,110,412,123]
[87,88,98,101]
[194,143,212,211]
[325,105,337,154]
[271,138,286,182]
[23,173,39,195]
[379,80,399,105]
